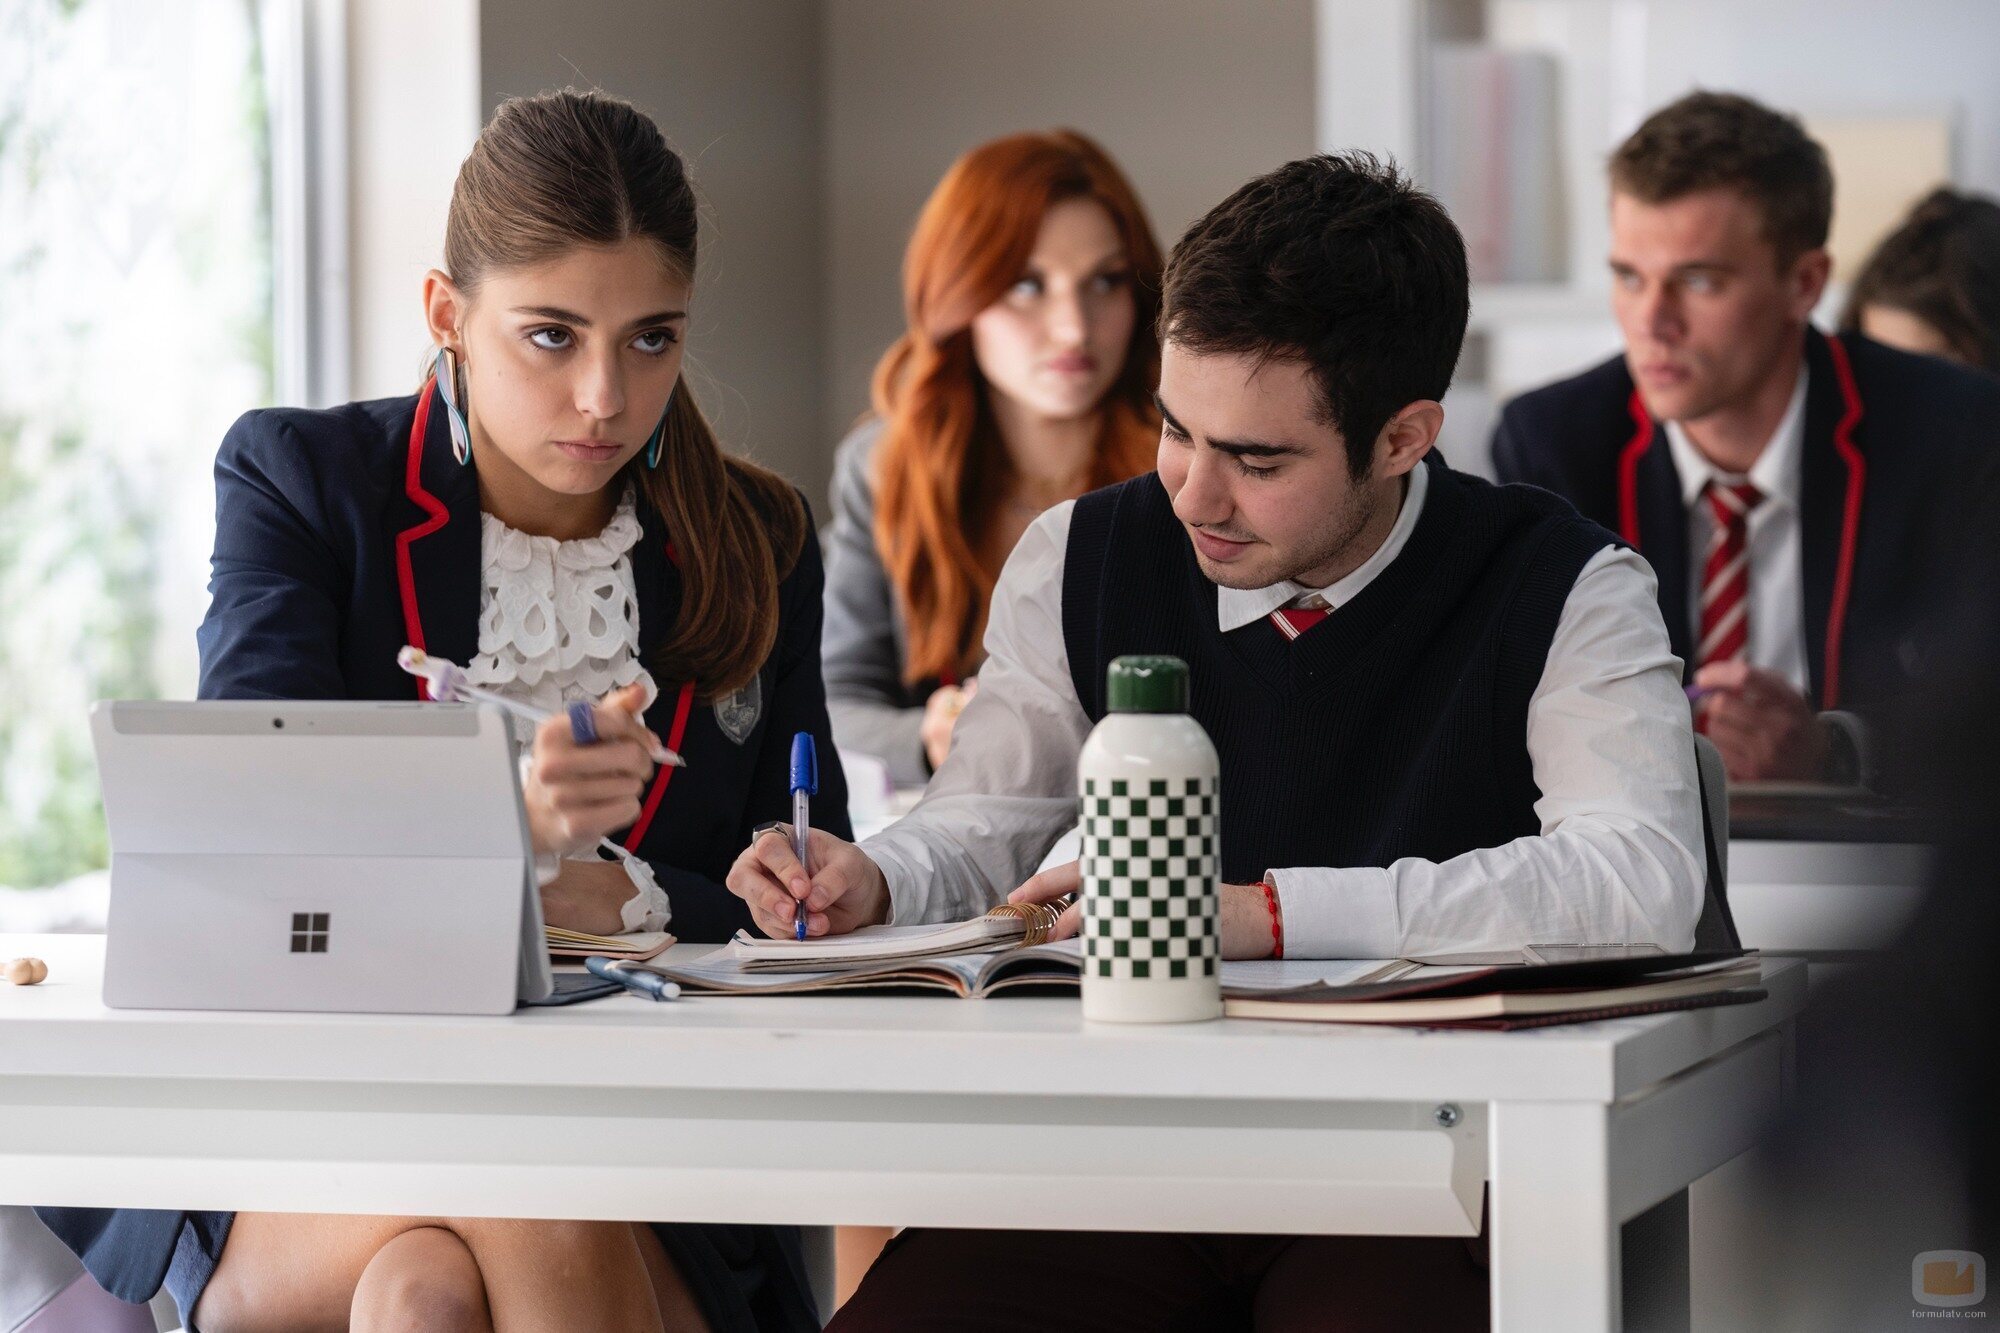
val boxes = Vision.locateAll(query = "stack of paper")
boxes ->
[545,926,673,962]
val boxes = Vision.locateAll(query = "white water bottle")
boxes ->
[1078,655,1223,1023]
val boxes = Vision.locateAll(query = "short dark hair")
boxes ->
[1159,151,1469,478]
[1610,91,1834,263]
[1842,187,2000,375]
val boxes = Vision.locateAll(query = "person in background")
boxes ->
[1493,91,2000,785]
[1842,186,2000,376]
[822,129,1163,786]
[35,89,840,1333]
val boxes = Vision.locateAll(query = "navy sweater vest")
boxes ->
[1061,458,1615,885]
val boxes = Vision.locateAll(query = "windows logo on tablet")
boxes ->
[289,913,331,954]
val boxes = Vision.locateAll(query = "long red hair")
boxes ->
[871,129,1163,685]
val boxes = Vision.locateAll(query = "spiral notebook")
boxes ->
[643,935,1085,998]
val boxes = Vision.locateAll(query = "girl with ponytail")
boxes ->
[38,89,837,1333]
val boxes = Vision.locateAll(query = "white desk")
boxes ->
[0,934,1803,1331]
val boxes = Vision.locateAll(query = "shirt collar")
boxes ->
[1215,460,1430,633]
[1663,365,1808,510]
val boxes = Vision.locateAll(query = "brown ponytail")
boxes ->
[445,88,804,699]
[630,382,806,697]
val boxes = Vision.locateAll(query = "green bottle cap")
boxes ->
[1105,655,1190,714]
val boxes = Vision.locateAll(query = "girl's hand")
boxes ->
[522,683,661,856]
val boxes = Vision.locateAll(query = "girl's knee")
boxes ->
[352,1226,489,1333]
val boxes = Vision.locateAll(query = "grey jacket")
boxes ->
[822,419,942,785]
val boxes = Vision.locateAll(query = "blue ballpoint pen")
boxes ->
[583,956,681,1001]
[790,732,818,941]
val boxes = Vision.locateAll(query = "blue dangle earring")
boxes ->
[644,389,674,468]
[434,344,473,466]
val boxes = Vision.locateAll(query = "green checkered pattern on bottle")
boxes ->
[1080,774,1220,979]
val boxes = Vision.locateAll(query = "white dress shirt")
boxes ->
[861,463,1707,958]
[1664,367,1810,694]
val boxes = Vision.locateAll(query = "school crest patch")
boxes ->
[714,674,762,744]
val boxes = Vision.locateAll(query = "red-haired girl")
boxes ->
[822,130,1163,784]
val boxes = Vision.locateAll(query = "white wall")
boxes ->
[1486,0,2000,325]
[345,0,482,400]
[822,0,1319,464]
[1639,0,2000,188]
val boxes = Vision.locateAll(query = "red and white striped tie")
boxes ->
[1269,592,1330,641]
[1696,479,1762,695]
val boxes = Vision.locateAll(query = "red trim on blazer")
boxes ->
[395,380,451,700]
[396,392,702,850]
[624,677,697,852]
[1615,342,1868,709]
[1820,334,1867,710]
[624,540,698,853]
[1617,389,1652,546]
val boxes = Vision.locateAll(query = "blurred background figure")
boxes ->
[1733,513,2000,1328]
[1842,186,2000,375]
[820,129,1163,786]
[1491,91,2000,786]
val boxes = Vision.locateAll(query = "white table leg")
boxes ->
[1490,1100,1617,1331]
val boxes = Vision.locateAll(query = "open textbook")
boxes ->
[640,937,1398,998]
[635,921,1755,1021]
[643,911,1422,997]
[646,934,1088,998]
[630,903,1074,995]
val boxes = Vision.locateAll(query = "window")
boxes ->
[0,0,320,918]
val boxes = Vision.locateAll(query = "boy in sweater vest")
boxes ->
[728,153,1708,1329]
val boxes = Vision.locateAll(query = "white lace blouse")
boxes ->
[468,488,671,932]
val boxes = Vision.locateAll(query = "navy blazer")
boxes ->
[38,382,847,1316]
[1492,328,2000,715]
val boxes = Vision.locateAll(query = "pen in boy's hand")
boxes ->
[789,733,818,941]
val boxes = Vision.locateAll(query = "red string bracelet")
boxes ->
[1258,878,1284,959]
